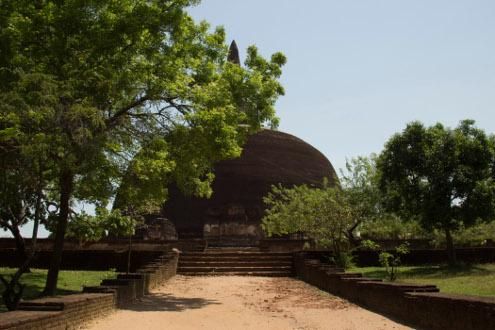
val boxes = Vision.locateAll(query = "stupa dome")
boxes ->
[163,129,338,240]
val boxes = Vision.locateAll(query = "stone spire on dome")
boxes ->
[227,40,241,65]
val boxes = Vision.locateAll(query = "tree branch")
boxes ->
[106,95,151,128]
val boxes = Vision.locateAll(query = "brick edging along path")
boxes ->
[294,253,495,330]
[2,249,495,330]
[0,251,178,330]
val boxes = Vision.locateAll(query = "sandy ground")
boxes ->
[85,276,410,330]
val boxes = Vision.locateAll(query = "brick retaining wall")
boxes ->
[354,247,495,266]
[294,253,495,330]
[0,238,204,271]
[0,251,179,329]
[0,294,114,330]
[296,247,495,266]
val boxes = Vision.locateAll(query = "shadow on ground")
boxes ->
[122,293,221,312]
[361,263,492,280]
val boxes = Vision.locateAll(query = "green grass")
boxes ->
[350,263,495,297]
[0,268,115,311]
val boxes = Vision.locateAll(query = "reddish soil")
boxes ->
[85,276,410,330]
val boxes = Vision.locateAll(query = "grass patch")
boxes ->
[350,263,495,297]
[0,268,115,311]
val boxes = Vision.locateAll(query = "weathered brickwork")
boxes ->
[0,294,114,330]
[294,253,495,330]
[0,251,179,329]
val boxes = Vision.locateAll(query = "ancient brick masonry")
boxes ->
[0,251,179,330]
[163,129,339,241]
[0,294,114,330]
[83,250,179,306]
[294,253,495,330]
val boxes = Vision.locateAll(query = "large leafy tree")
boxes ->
[377,120,495,264]
[0,0,285,295]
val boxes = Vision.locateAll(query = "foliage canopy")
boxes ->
[0,0,286,295]
[377,120,495,263]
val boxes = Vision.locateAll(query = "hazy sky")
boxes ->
[190,0,495,172]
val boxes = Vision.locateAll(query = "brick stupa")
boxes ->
[163,129,338,242]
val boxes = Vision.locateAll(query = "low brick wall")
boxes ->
[0,249,168,272]
[354,247,495,266]
[0,293,114,330]
[0,251,179,329]
[298,247,495,266]
[83,251,179,306]
[0,238,204,271]
[294,253,495,330]
[259,239,309,252]
[0,238,207,252]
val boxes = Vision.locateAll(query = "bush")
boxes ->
[361,240,409,281]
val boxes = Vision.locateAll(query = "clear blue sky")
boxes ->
[190,0,495,172]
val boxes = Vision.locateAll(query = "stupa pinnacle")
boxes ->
[227,40,241,65]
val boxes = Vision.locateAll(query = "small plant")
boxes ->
[361,240,409,281]
[379,243,409,281]
[334,251,355,269]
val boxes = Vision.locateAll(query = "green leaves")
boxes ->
[262,184,353,250]
[340,155,382,226]
[115,137,175,214]
[65,209,137,243]
[377,120,495,236]
[1,0,286,220]
[1,0,285,295]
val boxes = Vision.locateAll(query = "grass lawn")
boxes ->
[350,263,495,298]
[0,268,115,311]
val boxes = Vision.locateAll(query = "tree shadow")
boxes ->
[122,293,221,312]
[400,264,491,278]
[361,264,492,280]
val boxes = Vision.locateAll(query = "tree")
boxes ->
[0,145,47,309]
[0,144,47,265]
[61,209,136,245]
[377,120,495,264]
[0,0,285,295]
[339,155,382,243]
[262,183,354,267]
[340,155,425,241]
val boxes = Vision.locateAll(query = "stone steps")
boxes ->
[179,261,292,267]
[179,266,293,272]
[180,255,292,261]
[178,247,293,277]
[206,246,261,251]
[180,254,293,258]
[180,271,293,277]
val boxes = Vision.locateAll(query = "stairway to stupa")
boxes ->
[177,247,293,276]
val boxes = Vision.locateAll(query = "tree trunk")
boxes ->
[11,224,29,269]
[127,234,132,274]
[42,169,73,296]
[444,227,457,266]
[346,222,361,247]
[30,180,43,251]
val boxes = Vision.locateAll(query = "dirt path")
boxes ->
[85,276,410,330]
